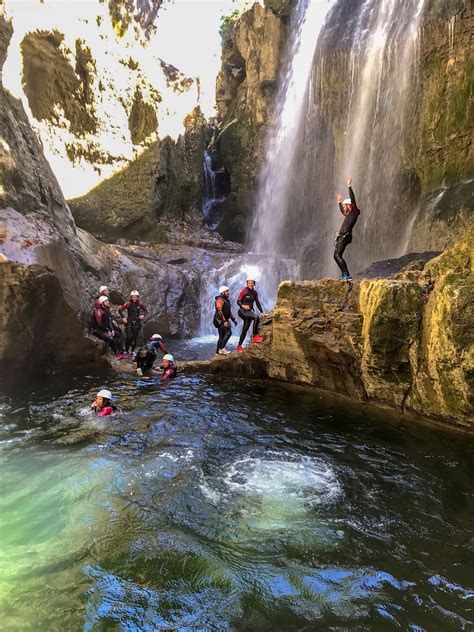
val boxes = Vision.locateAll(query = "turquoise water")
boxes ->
[0,367,473,630]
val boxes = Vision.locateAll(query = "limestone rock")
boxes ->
[69,107,209,242]
[215,3,286,241]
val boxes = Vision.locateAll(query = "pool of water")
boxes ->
[0,357,473,630]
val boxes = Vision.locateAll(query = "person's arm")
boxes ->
[215,298,228,327]
[158,341,168,354]
[139,302,148,316]
[95,308,103,328]
[237,289,246,308]
[347,177,358,210]
[119,302,129,322]
[98,406,113,417]
[255,291,263,313]
[335,194,344,215]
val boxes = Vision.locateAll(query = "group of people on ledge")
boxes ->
[91,286,177,384]
[213,277,264,355]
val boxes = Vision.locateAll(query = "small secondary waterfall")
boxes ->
[202,150,230,230]
[251,0,428,276]
[251,0,336,257]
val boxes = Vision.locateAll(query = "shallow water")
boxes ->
[1,354,473,630]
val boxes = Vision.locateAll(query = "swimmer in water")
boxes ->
[91,389,116,417]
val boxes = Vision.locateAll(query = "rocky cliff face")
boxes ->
[68,108,209,242]
[213,1,289,241]
[0,10,226,379]
[269,226,473,427]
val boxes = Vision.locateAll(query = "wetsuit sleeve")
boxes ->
[237,289,246,308]
[338,202,344,215]
[139,302,148,315]
[95,308,103,327]
[118,302,129,318]
[158,341,168,353]
[215,298,226,323]
[348,186,358,210]
[255,291,263,313]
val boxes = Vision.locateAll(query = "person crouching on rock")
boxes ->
[92,296,124,358]
[213,285,237,355]
[119,290,147,354]
[160,354,177,381]
[95,285,125,355]
[91,389,116,417]
[236,277,264,353]
[334,177,360,282]
[135,334,168,376]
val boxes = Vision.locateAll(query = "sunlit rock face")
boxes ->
[68,108,210,242]
[2,0,199,199]
[214,1,288,242]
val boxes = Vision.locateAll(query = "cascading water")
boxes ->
[251,0,429,277]
[202,150,229,230]
[324,0,428,274]
[251,0,336,258]
[198,255,297,337]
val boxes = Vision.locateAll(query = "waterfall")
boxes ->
[251,0,336,258]
[251,0,428,277]
[323,0,428,274]
[202,150,229,230]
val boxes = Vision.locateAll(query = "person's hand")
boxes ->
[243,305,250,310]
[346,177,352,187]
[139,315,145,321]
[110,330,115,337]
[224,321,229,328]
[336,194,342,203]
[91,399,98,408]
[122,318,127,325]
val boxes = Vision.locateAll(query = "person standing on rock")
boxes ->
[236,278,264,353]
[95,285,125,354]
[213,285,237,355]
[119,290,147,354]
[92,296,124,357]
[334,177,360,281]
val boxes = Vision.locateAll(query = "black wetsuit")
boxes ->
[213,294,236,352]
[92,305,119,354]
[135,340,167,373]
[119,300,147,352]
[237,287,263,346]
[334,185,360,277]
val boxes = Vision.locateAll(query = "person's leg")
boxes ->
[251,313,260,336]
[125,323,133,353]
[216,326,225,352]
[131,322,142,352]
[334,237,349,277]
[222,326,232,349]
[94,331,118,354]
[114,325,124,353]
[238,316,252,346]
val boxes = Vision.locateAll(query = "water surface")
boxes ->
[1,365,473,630]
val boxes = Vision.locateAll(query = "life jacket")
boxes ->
[213,294,231,328]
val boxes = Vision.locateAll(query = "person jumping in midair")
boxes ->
[236,278,264,353]
[334,177,360,281]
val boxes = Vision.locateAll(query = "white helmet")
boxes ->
[97,295,109,304]
[342,198,351,205]
[246,277,255,283]
[97,389,113,400]
[150,334,162,340]
[163,354,174,362]
[219,285,229,294]
[99,285,108,293]
[130,290,140,297]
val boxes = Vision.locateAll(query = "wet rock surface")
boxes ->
[181,231,473,428]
